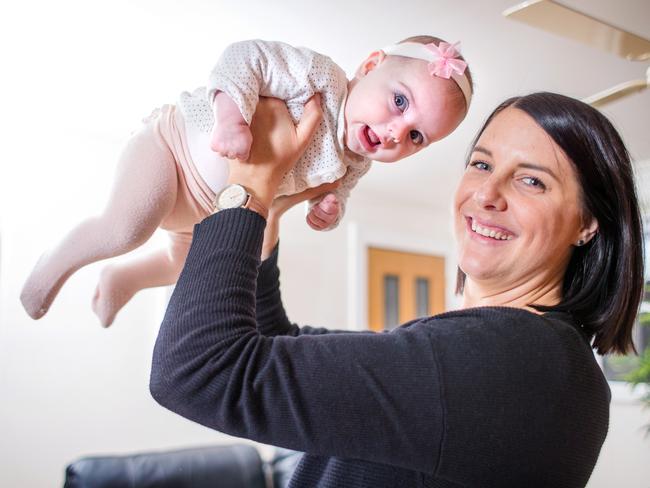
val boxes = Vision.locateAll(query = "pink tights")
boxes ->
[20,105,216,326]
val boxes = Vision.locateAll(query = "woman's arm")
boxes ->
[150,98,444,473]
[150,208,443,473]
[255,243,294,336]
[256,180,344,337]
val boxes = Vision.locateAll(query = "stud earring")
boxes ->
[576,239,585,247]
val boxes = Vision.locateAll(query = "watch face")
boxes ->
[217,184,248,209]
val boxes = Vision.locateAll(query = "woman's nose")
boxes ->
[473,177,507,211]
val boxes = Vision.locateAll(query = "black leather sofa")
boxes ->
[63,444,301,488]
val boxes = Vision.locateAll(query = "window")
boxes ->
[415,278,430,318]
[602,220,650,381]
[383,275,400,330]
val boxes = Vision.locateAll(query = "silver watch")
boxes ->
[213,184,268,219]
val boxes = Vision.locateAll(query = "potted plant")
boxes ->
[625,283,650,434]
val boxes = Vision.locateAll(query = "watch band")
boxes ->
[243,193,269,220]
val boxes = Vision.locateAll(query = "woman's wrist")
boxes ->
[261,205,287,260]
[226,174,278,211]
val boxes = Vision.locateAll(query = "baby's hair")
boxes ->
[397,35,474,113]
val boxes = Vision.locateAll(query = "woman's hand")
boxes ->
[226,95,323,209]
[261,181,340,260]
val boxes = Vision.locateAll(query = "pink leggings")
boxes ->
[20,104,220,326]
[146,103,216,233]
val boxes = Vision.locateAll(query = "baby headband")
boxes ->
[381,41,472,108]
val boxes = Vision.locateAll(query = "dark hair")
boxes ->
[398,35,474,112]
[455,92,644,355]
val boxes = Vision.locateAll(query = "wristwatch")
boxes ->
[213,184,268,219]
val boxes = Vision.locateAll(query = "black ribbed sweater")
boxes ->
[150,209,610,488]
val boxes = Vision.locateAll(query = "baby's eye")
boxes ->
[394,93,409,111]
[410,130,424,145]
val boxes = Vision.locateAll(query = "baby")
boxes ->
[20,36,473,327]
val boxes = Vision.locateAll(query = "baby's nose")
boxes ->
[388,122,408,143]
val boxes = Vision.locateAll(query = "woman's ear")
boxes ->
[576,216,599,246]
[354,50,386,79]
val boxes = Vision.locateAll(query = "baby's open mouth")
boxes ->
[365,126,380,145]
[360,125,381,151]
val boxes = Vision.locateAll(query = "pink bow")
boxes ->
[426,41,467,79]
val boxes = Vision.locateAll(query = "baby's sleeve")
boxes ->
[207,40,316,125]
[307,160,372,230]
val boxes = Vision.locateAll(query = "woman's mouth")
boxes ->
[467,217,514,241]
[358,125,381,152]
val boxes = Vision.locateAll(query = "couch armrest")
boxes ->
[63,444,266,488]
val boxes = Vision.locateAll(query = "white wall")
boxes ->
[589,384,650,488]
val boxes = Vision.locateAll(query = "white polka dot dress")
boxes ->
[178,40,372,229]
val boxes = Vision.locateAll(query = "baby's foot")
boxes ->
[210,122,253,161]
[92,264,137,327]
[20,253,72,319]
[306,193,341,231]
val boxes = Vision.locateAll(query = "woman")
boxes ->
[150,92,644,487]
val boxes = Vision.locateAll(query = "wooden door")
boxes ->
[368,247,445,331]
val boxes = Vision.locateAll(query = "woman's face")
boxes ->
[454,106,594,290]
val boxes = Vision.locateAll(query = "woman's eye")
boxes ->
[394,93,408,111]
[522,176,546,190]
[469,160,490,171]
[410,130,424,145]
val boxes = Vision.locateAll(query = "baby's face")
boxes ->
[344,53,466,162]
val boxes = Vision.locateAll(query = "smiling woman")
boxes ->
[456,107,597,305]
[456,92,644,355]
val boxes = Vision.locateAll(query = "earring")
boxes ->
[576,239,585,246]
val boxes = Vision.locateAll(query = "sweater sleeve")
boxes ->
[256,244,341,336]
[150,209,444,474]
[207,40,317,125]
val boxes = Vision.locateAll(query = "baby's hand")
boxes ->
[210,122,253,161]
[306,193,340,231]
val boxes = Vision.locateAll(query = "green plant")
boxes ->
[624,296,650,435]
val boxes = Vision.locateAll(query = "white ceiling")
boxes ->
[2,0,648,215]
